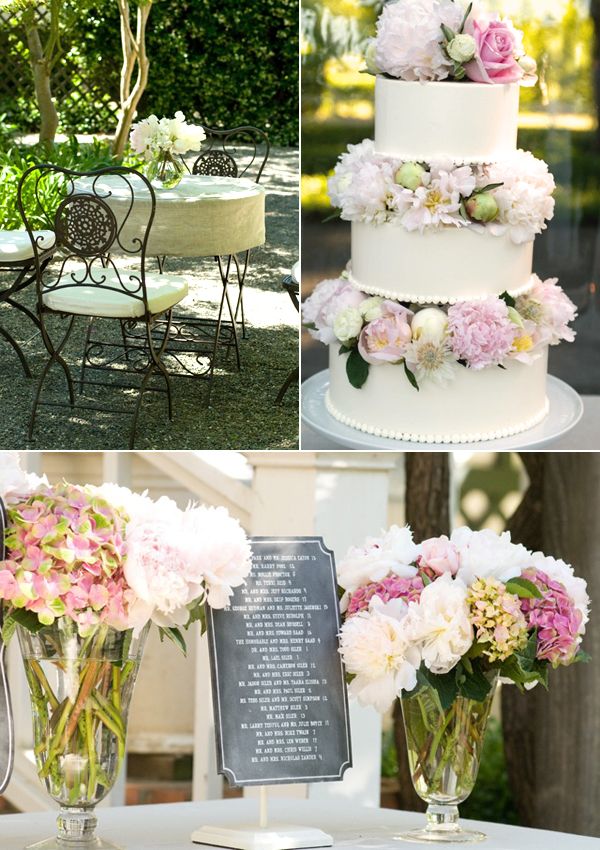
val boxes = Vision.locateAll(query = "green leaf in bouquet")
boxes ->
[187,601,207,633]
[505,577,543,599]
[3,608,46,642]
[418,665,459,711]
[346,348,370,389]
[477,182,503,194]
[574,649,592,664]
[458,664,493,702]
[158,626,187,656]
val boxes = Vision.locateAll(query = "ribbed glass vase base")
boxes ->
[26,838,122,850]
[396,827,486,844]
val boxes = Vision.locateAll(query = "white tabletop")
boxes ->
[0,799,596,850]
[76,174,265,202]
[301,395,600,450]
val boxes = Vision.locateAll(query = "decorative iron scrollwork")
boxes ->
[193,150,238,178]
[54,194,117,257]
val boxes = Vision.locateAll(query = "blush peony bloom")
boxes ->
[339,599,421,712]
[328,139,396,224]
[358,301,413,365]
[486,151,555,244]
[515,276,577,347]
[346,574,424,617]
[375,0,463,82]
[448,298,518,369]
[404,573,473,674]
[303,277,366,345]
[402,168,473,233]
[520,568,584,666]
[464,16,524,84]
[0,452,48,505]
[418,535,460,576]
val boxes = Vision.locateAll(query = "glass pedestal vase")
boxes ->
[398,673,498,844]
[17,620,149,850]
[145,151,184,189]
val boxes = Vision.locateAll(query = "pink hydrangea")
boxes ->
[346,574,424,617]
[303,277,366,345]
[358,301,413,365]
[520,568,583,666]
[1,483,130,635]
[448,298,517,369]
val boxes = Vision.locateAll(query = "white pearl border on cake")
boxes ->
[325,391,550,445]
[347,270,536,305]
[374,149,513,166]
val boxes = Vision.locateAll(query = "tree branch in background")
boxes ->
[392,453,451,812]
[112,0,152,157]
[2,0,63,146]
[504,453,600,837]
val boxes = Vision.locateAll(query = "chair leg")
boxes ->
[129,364,157,449]
[276,367,299,405]
[29,316,76,440]
[79,317,94,393]
[157,256,166,274]
[0,324,32,378]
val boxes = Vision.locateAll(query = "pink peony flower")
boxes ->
[418,535,460,576]
[358,301,413,365]
[303,277,366,345]
[520,568,583,666]
[448,298,517,369]
[516,276,577,347]
[465,17,524,85]
[346,575,424,617]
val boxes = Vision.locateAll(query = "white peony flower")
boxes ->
[0,452,48,505]
[375,0,463,81]
[337,525,420,594]
[129,111,205,160]
[486,151,555,244]
[360,296,384,322]
[411,307,448,342]
[303,277,366,345]
[328,139,396,224]
[402,168,473,233]
[333,307,364,343]
[404,573,473,674]
[451,527,531,586]
[530,551,590,632]
[339,598,420,712]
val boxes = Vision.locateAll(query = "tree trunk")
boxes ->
[25,23,59,147]
[112,2,152,157]
[503,453,600,837]
[392,453,451,812]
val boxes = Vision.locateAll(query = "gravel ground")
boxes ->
[0,147,299,450]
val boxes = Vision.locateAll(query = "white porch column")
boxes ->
[242,452,395,808]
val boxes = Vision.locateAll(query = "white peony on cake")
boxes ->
[303,0,577,444]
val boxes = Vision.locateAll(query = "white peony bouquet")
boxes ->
[337,525,590,713]
[129,111,206,162]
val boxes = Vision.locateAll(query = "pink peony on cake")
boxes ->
[303,0,577,444]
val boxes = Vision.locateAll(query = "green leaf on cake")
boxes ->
[322,210,341,223]
[505,577,543,599]
[440,23,456,43]
[338,343,354,355]
[478,182,503,193]
[500,291,516,308]
[459,1,473,33]
[346,348,370,389]
[404,362,419,391]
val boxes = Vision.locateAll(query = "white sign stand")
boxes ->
[191,786,334,850]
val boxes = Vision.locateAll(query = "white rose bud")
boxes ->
[365,40,379,75]
[446,34,476,64]
[333,307,364,343]
[518,55,537,76]
[411,307,448,342]
[395,162,426,191]
[359,296,384,322]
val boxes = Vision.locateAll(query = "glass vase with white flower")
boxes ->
[0,454,251,850]
[337,525,590,844]
[129,111,206,189]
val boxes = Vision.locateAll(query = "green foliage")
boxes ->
[0,0,298,146]
[0,136,119,229]
[345,347,369,388]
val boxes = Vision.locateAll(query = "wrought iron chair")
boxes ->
[158,126,270,341]
[18,164,190,448]
[0,231,55,376]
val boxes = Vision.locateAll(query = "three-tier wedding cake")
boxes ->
[304,0,577,444]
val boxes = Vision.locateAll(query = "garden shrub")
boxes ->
[0,0,299,146]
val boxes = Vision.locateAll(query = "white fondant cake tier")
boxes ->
[351,222,534,303]
[375,78,520,162]
[328,346,549,444]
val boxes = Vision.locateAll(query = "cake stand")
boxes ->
[301,370,583,451]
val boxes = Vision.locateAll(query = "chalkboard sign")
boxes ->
[206,536,352,787]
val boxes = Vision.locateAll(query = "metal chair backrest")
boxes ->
[192,126,270,184]
[17,164,157,317]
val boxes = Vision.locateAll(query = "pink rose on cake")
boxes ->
[448,298,517,369]
[358,301,413,365]
[464,16,524,84]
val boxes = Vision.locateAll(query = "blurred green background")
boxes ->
[301,0,600,394]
